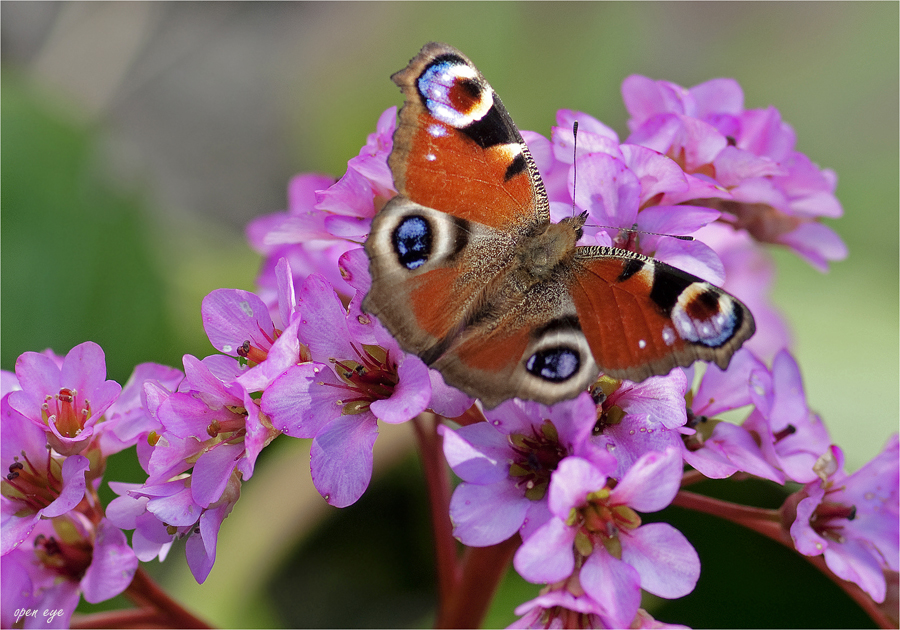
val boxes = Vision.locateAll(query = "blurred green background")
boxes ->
[2,2,896,628]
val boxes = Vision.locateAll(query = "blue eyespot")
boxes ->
[526,348,580,382]
[392,216,432,270]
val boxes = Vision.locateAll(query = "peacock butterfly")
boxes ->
[363,42,755,409]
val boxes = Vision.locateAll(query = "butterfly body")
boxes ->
[364,43,755,409]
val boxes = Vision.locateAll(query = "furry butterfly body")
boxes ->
[363,43,755,408]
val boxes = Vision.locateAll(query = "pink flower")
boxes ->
[107,473,238,584]
[512,578,688,629]
[1,398,90,555]
[589,370,690,480]
[1,517,138,628]
[681,349,784,483]
[262,267,431,507]
[542,116,728,283]
[149,354,276,488]
[202,257,307,393]
[439,393,615,547]
[7,342,121,456]
[745,350,831,483]
[622,75,846,271]
[514,448,699,628]
[789,436,899,602]
[97,362,184,456]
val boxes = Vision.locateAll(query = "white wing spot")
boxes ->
[662,326,676,346]
[239,300,254,317]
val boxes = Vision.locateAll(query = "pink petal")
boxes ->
[690,78,744,118]
[824,537,888,602]
[202,289,275,355]
[80,519,138,603]
[42,455,90,518]
[580,548,642,628]
[439,422,510,484]
[297,275,357,361]
[310,414,379,507]
[653,237,725,285]
[261,363,342,438]
[611,447,682,513]
[622,76,685,126]
[449,480,529,546]
[185,529,216,584]
[192,442,243,508]
[693,348,764,416]
[620,144,687,203]
[621,522,700,597]
[12,351,61,411]
[573,153,641,229]
[513,517,576,583]
[369,356,430,423]
[288,173,336,213]
[548,457,607,517]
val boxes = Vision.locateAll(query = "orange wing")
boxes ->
[569,247,755,382]
[389,42,548,233]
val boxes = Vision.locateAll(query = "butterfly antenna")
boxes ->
[571,121,579,218]
[616,226,694,241]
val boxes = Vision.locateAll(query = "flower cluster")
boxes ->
[2,71,895,630]
[1,343,179,628]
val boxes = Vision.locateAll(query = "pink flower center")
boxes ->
[34,530,92,581]
[3,449,64,514]
[591,377,626,433]
[809,500,856,544]
[325,345,399,415]
[41,387,92,438]
[566,485,641,560]
[508,420,567,501]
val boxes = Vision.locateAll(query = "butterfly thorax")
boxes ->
[515,215,587,288]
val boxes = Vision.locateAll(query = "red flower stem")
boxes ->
[679,468,707,487]
[437,535,521,629]
[673,489,894,629]
[70,608,164,629]
[412,413,461,618]
[123,566,212,628]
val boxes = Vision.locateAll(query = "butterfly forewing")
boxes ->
[390,42,549,232]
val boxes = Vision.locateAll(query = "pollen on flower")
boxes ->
[507,421,568,501]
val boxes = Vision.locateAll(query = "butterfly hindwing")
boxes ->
[569,247,756,382]
[363,197,520,362]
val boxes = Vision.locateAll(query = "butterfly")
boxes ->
[363,42,755,409]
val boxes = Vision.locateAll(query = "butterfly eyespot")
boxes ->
[392,215,432,270]
[525,347,581,383]
[418,59,491,128]
[671,287,737,347]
